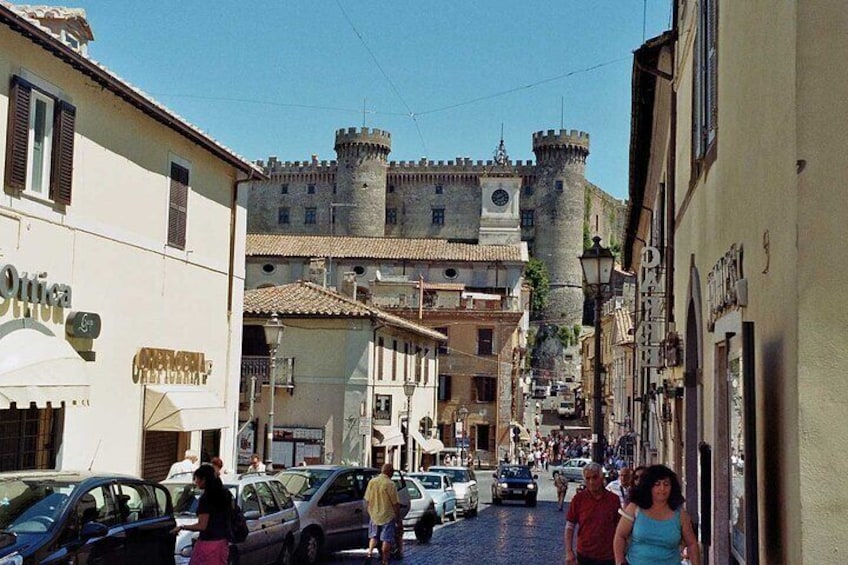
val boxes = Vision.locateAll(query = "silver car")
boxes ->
[408,472,457,523]
[426,466,478,517]
[164,473,299,565]
[400,476,437,529]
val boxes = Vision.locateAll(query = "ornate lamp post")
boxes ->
[403,380,416,472]
[457,404,469,466]
[579,236,614,464]
[263,313,284,470]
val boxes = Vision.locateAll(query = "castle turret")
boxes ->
[532,129,590,324]
[334,127,392,237]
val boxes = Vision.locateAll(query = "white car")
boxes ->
[409,472,458,523]
[400,476,437,529]
[427,466,479,517]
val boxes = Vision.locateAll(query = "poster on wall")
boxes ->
[237,423,255,467]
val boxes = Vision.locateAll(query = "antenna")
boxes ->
[88,439,102,471]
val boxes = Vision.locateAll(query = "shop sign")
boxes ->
[132,347,209,385]
[706,244,743,331]
[637,246,665,368]
[373,394,392,423]
[66,311,102,339]
[0,264,72,308]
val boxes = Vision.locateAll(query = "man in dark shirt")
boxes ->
[565,462,620,565]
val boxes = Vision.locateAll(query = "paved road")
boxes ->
[324,468,578,564]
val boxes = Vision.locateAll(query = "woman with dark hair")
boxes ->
[174,464,232,564]
[613,464,700,565]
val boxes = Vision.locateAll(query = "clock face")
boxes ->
[491,188,510,207]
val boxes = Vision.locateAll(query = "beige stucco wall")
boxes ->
[0,27,245,475]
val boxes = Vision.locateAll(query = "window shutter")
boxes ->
[4,76,32,193]
[706,0,719,144]
[167,162,189,249]
[49,100,76,205]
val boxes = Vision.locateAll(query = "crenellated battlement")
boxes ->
[334,127,392,152]
[532,128,590,152]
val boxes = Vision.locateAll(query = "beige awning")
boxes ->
[0,328,90,409]
[410,428,445,454]
[372,424,404,447]
[144,386,228,432]
[514,422,532,443]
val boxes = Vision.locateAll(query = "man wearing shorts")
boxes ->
[364,463,400,565]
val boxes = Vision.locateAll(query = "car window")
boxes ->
[406,482,422,500]
[320,471,357,506]
[267,480,294,510]
[168,483,200,515]
[59,485,120,544]
[240,485,261,515]
[277,469,334,501]
[411,475,440,490]
[254,482,280,515]
[0,479,75,534]
[353,469,378,498]
[116,482,161,522]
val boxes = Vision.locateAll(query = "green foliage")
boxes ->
[525,258,550,320]
[557,324,582,348]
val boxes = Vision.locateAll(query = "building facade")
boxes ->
[625,2,848,563]
[0,5,263,478]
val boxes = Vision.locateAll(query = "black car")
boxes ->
[491,465,538,507]
[0,471,177,565]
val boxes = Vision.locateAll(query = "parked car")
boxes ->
[426,466,478,516]
[491,465,538,507]
[550,458,608,482]
[0,470,176,565]
[408,472,457,523]
[398,477,437,529]
[276,465,382,564]
[163,472,299,565]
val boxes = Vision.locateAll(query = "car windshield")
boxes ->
[0,478,77,533]
[410,475,441,490]
[498,467,532,479]
[430,469,469,484]
[165,483,237,516]
[276,470,334,501]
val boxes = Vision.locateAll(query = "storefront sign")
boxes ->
[637,246,665,368]
[373,394,392,423]
[66,311,102,339]
[707,244,744,331]
[132,347,209,385]
[0,264,72,308]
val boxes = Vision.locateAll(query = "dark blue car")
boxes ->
[0,471,176,565]
[491,465,538,507]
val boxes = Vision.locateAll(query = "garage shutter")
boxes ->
[142,431,179,481]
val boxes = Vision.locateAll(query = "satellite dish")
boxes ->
[375,269,382,281]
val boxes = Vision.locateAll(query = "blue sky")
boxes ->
[74,1,671,199]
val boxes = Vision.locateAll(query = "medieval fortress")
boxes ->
[248,126,624,337]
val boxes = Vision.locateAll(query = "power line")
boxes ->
[146,92,409,117]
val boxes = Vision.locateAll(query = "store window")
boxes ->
[0,404,63,471]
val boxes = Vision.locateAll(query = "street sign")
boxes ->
[359,416,372,436]
[456,438,469,448]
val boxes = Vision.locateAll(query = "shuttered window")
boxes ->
[693,0,718,166]
[4,75,75,205]
[167,162,189,249]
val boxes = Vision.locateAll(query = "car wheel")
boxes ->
[277,538,294,565]
[297,529,322,565]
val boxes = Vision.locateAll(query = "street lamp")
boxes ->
[579,236,614,464]
[456,405,469,466]
[403,380,416,472]
[263,313,284,470]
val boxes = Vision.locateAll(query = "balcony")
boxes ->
[240,356,295,401]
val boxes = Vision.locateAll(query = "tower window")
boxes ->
[278,207,290,224]
[307,184,315,194]
[523,185,534,196]
[555,180,564,192]
[521,209,535,228]
[435,184,444,195]
[281,183,288,194]
[432,208,445,226]
[388,184,395,193]
[304,207,317,224]
[333,183,337,194]
[386,208,397,225]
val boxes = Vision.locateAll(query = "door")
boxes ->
[254,481,284,564]
[115,482,176,565]
[52,484,127,565]
[237,484,266,563]
[318,471,365,552]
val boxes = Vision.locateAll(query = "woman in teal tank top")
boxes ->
[612,464,700,565]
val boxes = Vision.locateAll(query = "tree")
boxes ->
[525,258,550,320]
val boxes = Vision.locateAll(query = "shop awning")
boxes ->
[514,423,532,443]
[372,425,404,447]
[410,428,445,454]
[144,386,228,432]
[0,328,90,409]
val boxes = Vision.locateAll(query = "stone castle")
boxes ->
[248,127,625,329]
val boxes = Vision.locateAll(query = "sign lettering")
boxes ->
[132,347,209,385]
[706,244,743,330]
[638,246,665,368]
[0,264,72,308]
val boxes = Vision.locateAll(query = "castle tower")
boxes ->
[334,127,392,237]
[532,129,590,325]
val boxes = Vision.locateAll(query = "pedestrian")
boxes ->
[554,471,569,511]
[606,467,633,508]
[165,449,198,480]
[565,462,620,565]
[210,457,226,477]
[613,464,700,565]
[364,463,401,565]
[246,454,266,474]
[174,464,232,564]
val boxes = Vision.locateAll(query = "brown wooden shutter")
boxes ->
[707,0,718,144]
[49,100,76,205]
[4,76,32,193]
[167,162,189,249]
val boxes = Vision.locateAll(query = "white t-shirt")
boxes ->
[165,458,196,480]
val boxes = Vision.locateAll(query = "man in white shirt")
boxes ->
[165,449,198,480]
[246,453,267,473]
[605,466,633,508]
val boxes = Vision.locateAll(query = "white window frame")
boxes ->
[24,90,55,199]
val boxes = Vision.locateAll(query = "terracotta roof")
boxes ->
[612,307,634,346]
[246,234,527,263]
[0,4,265,178]
[244,282,447,341]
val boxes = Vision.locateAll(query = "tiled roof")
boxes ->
[244,282,447,341]
[246,234,527,263]
[0,4,265,178]
[612,307,634,345]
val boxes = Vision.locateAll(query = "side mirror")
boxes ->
[80,521,109,541]
[243,510,261,521]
